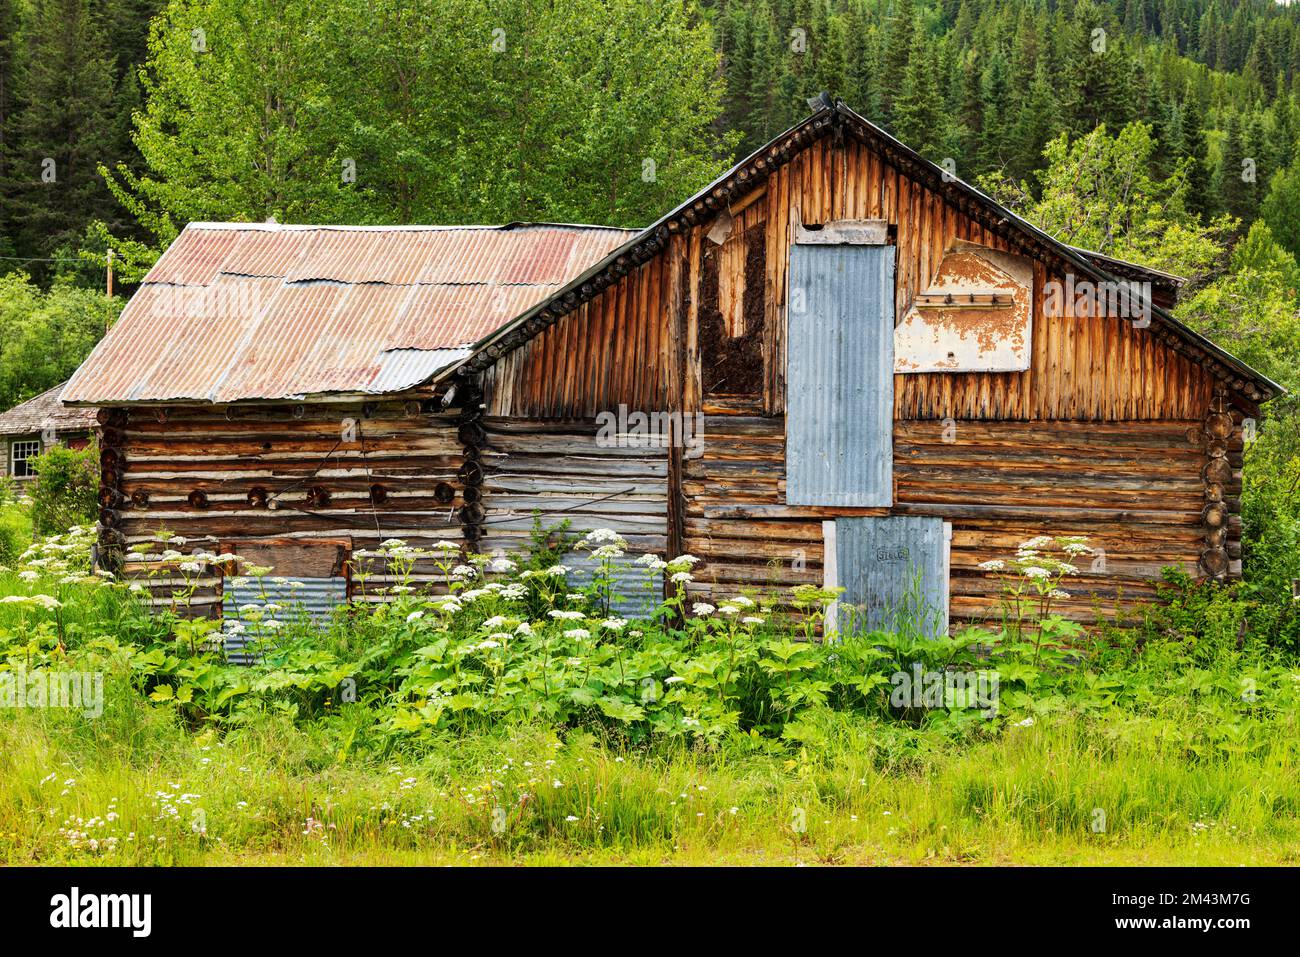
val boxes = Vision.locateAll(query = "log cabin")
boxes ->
[61,98,1283,635]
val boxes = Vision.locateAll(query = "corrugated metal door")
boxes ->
[826,516,949,638]
[786,243,895,506]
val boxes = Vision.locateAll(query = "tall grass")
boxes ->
[3,525,1299,865]
[3,671,1297,865]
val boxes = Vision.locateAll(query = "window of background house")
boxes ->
[11,439,41,477]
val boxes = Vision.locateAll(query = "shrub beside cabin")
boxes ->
[62,101,1281,636]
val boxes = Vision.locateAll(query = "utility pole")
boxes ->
[105,248,115,336]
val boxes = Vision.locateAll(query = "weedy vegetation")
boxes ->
[1,518,1298,865]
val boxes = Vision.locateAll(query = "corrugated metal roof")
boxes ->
[64,223,634,404]
[0,382,98,436]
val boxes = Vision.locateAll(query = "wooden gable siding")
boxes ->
[484,135,1217,423]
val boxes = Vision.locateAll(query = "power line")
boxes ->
[0,254,103,266]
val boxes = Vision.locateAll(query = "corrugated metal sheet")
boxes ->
[785,243,895,506]
[370,348,472,394]
[565,553,663,619]
[142,228,244,286]
[222,576,347,662]
[831,516,949,638]
[64,223,634,405]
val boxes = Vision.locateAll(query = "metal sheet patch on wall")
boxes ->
[824,516,950,639]
[565,554,663,619]
[222,576,348,663]
[785,243,895,506]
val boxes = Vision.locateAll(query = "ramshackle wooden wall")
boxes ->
[96,390,482,612]
[477,122,1253,625]
[93,116,1258,627]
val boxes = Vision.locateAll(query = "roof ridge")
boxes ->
[183,221,638,233]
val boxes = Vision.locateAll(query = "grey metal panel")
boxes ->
[834,516,948,638]
[785,243,895,506]
[564,554,663,619]
[222,577,347,661]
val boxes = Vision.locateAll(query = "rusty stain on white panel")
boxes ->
[894,240,1033,373]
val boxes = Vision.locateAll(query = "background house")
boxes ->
[62,101,1281,633]
[0,382,96,482]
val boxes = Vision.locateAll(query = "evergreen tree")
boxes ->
[1261,161,1300,261]
[0,0,18,194]
[880,0,915,117]
[1182,91,1213,220]
[2,0,120,262]
[1007,60,1057,182]
[892,25,945,157]
[1217,111,1255,221]
[975,49,1008,172]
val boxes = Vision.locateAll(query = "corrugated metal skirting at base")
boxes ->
[222,577,348,662]
[565,554,664,619]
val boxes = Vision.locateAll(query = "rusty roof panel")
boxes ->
[64,222,633,404]
[390,284,546,350]
[212,283,353,401]
[142,228,245,286]
[215,283,414,401]
[87,279,280,402]
[219,229,318,278]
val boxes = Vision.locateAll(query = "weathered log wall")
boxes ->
[476,417,669,558]
[681,415,1233,622]
[100,117,1254,628]
[98,397,468,611]
[473,126,1242,623]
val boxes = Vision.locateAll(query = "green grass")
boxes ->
[3,676,1298,866]
[0,498,33,566]
[3,529,1299,866]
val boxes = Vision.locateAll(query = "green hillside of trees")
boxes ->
[3,0,1300,270]
[0,0,1298,401]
